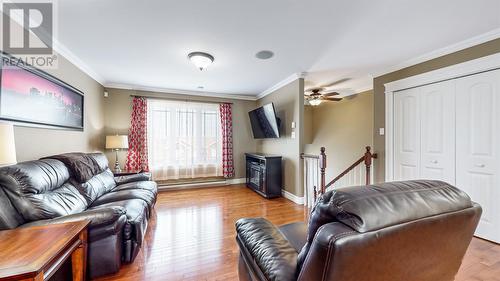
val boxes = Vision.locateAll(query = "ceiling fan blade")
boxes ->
[322,91,340,96]
[321,78,351,88]
[323,97,343,102]
[305,87,324,93]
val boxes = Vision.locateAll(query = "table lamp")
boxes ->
[106,135,128,172]
[0,123,17,167]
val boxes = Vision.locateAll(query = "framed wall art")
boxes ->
[0,52,84,130]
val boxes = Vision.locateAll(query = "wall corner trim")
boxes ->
[257,72,307,99]
[282,189,304,205]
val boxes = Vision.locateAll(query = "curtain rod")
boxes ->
[130,94,233,105]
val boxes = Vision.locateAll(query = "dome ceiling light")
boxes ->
[188,52,214,71]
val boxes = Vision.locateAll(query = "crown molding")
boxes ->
[353,85,374,94]
[52,41,107,85]
[257,72,307,99]
[371,27,500,78]
[104,83,258,101]
[0,5,106,85]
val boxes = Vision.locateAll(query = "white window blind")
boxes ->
[147,99,222,181]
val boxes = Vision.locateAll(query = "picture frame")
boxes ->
[0,52,84,130]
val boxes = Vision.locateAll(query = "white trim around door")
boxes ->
[384,52,500,182]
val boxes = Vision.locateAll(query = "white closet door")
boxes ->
[419,81,456,184]
[456,69,500,243]
[394,88,420,181]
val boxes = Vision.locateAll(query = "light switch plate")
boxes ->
[291,131,296,139]
[291,122,296,129]
[379,128,385,136]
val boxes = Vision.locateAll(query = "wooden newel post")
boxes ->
[364,146,373,185]
[319,147,326,194]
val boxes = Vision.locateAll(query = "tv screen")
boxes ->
[248,103,280,138]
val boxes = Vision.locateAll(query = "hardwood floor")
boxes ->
[95,185,500,281]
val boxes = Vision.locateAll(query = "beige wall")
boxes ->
[304,90,373,181]
[256,79,304,197]
[373,38,500,183]
[303,106,313,144]
[9,54,105,161]
[103,88,258,179]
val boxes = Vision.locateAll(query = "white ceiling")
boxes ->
[56,0,500,98]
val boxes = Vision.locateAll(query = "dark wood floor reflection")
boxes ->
[94,185,500,281]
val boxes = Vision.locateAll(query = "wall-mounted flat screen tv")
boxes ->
[248,103,280,139]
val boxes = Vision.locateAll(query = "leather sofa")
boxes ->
[0,152,157,278]
[236,180,482,281]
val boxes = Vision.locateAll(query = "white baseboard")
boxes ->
[226,178,246,185]
[282,190,304,205]
[158,177,246,190]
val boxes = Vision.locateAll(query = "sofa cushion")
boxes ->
[78,169,116,204]
[114,173,152,185]
[0,186,24,229]
[279,222,307,253]
[88,153,110,171]
[43,152,104,183]
[0,159,88,221]
[112,180,157,195]
[91,188,156,211]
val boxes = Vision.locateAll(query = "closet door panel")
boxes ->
[419,80,456,184]
[456,69,500,243]
[394,88,420,181]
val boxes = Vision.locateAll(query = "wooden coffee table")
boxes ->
[0,220,90,281]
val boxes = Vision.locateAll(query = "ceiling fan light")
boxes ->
[309,99,322,106]
[188,52,214,70]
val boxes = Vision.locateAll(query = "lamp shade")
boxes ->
[0,123,16,166]
[106,135,129,149]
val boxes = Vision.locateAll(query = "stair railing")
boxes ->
[301,147,326,207]
[302,146,377,203]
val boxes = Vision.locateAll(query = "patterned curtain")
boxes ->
[125,97,149,172]
[220,103,234,178]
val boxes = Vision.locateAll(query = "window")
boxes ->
[147,99,222,181]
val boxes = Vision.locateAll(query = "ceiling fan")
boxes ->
[305,88,342,106]
[304,78,350,106]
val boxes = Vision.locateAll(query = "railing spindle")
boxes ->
[319,147,326,194]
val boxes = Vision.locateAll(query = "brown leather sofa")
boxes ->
[0,152,157,278]
[236,180,481,281]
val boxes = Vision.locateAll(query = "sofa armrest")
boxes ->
[297,222,356,281]
[236,218,298,281]
[115,173,152,185]
[21,207,127,241]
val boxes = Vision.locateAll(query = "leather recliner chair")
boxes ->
[0,152,157,278]
[236,180,482,281]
